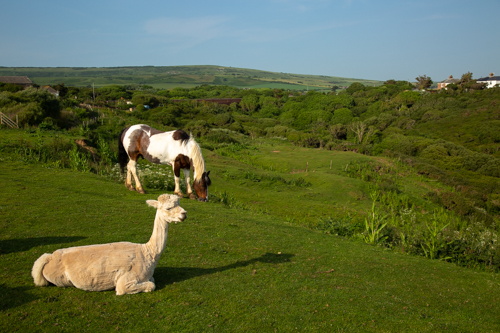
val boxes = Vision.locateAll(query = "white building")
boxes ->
[477,73,500,88]
[437,75,460,90]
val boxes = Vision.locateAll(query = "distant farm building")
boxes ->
[171,98,242,105]
[437,75,460,90]
[477,73,500,89]
[42,86,59,97]
[0,76,33,89]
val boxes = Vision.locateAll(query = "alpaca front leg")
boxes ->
[116,276,155,295]
[183,169,196,200]
[128,160,146,194]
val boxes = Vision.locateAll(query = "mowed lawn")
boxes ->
[1,160,500,332]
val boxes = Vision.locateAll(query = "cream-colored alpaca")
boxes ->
[32,194,186,295]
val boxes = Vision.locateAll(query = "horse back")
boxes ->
[123,125,190,165]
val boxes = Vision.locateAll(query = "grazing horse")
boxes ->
[119,125,211,201]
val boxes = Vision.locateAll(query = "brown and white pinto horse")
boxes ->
[118,125,211,201]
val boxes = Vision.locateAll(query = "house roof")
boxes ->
[0,76,32,85]
[477,76,500,81]
[439,76,460,84]
[42,86,58,94]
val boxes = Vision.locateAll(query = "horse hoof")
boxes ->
[137,189,146,194]
[188,193,197,200]
[175,192,184,198]
[127,186,136,192]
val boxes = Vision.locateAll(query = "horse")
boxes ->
[118,124,211,201]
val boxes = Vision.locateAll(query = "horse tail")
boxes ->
[32,253,51,287]
[118,127,130,174]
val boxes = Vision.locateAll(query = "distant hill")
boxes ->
[0,65,382,90]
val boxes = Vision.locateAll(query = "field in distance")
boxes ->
[0,65,382,90]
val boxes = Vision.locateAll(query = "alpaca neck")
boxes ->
[144,209,169,261]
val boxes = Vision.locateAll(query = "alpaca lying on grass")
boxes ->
[32,194,186,295]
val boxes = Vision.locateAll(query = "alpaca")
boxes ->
[32,194,186,295]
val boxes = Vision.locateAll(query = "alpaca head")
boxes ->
[147,194,187,223]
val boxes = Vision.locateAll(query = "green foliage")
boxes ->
[0,82,23,92]
[375,134,418,156]
[346,82,366,94]
[315,215,363,237]
[95,85,131,101]
[363,191,389,245]
[415,75,433,90]
[332,108,353,125]
[212,112,234,126]
[68,146,91,172]
[204,130,239,144]
[240,94,259,113]
[420,209,452,260]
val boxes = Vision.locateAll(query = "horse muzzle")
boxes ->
[197,197,208,202]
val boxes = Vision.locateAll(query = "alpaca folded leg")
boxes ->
[116,276,155,295]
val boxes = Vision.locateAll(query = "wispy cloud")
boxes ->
[143,16,232,52]
[144,16,229,39]
[408,13,460,22]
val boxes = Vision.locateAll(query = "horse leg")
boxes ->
[173,165,184,198]
[128,160,146,194]
[125,164,135,192]
[183,168,196,200]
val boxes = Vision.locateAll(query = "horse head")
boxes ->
[193,171,211,202]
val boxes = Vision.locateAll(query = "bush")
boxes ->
[374,134,417,156]
[478,159,500,177]
[204,130,239,144]
[212,112,234,127]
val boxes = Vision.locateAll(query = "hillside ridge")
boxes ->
[0,65,382,90]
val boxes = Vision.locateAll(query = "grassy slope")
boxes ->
[1,152,500,331]
[206,136,449,224]
[0,65,382,90]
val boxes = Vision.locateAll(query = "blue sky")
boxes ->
[1,0,498,81]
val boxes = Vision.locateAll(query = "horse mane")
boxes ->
[188,135,205,181]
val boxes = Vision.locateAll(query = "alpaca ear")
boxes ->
[146,200,159,208]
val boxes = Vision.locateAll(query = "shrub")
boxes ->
[375,134,417,156]
[204,130,239,144]
[212,112,234,127]
[332,108,353,125]
[478,159,500,177]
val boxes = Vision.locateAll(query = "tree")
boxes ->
[415,75,433,90]
[346,82,365,95]
[328,124,347,140]
[332,108,353,124]
[460,72,473,85]
[53,83,69,98]
[348,121,367,143]
[240,94,259,114]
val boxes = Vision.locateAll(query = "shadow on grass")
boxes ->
[0,284,38,311]
[0,236,87,255]
[154,252,295,289]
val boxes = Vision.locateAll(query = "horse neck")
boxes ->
[144,209,169,261]
[188,141,205,181]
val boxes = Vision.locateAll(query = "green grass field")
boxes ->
[1,132,500,331]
